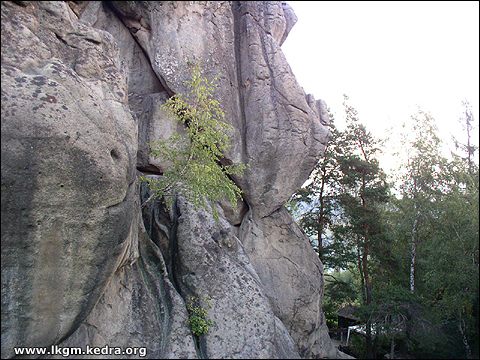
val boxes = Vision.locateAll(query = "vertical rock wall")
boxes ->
[1,1,137,355]
[1,1,340,359]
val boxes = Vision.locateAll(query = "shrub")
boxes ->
[186,296,214,336]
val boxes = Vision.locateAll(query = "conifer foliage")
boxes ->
[288,97,479,359]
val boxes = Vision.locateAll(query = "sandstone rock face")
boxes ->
[174,197,300,359]
[109,0,329,218]
[78,1,175,175]
[1,1,137,356]
[240,208,338,358]
[1,1,339,359]
[110,1,245,167]
[234,1,329,218]
[58,200,198,359]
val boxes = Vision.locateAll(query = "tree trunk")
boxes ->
[410,207,419,293]
[317,181,325,260]
[317,156,328,261]
[363,244,373,358]
[465,104,473,174]
[363,243,372,305]
[360,169,374,358]
[458,315,471,358]
[410,175,419,293]
[357,245,366,304]
[390,337,395,359]
[366,319,373,358]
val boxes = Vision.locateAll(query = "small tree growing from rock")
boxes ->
[141,64,245,218]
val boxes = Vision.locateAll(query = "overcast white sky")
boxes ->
[282,1,479,169]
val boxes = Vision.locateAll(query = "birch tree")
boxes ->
[398,109,444,293]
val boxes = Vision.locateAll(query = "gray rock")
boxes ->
[233,1,329,218]
[57,204,197,359]
[306,94,331,126]
[134,92,189,175]
[1,2,136,357]
[240,207,337,358]
[110,1,329,218]
[1,1,340,359]
[174,197,300,359]
[280,2,298,46]
[218,197,249,227]
[77,1,175,175]
[110,1,245,167]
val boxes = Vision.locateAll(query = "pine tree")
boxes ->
[334,95,390,357]
[453,100,477,175]
[288,108,342,265]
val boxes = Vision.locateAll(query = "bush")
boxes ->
[186,296,214,337]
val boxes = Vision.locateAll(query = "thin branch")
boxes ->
[324,273,349,284]
[141,193,156,209]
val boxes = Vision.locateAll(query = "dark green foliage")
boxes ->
[323,271,358,328]
[287,108,340,264]
[288,98,479,359]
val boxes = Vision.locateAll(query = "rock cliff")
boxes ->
[1,1,340,358]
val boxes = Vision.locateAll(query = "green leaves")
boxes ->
[290,97,478,357]
[142,64,245,218]
[186,296,214,337]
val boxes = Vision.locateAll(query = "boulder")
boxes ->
[234,1,329,217]
[58,200,198,359]
[109,1,329,218]
[174,197,300,359]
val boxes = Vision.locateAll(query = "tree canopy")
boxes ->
[288,98,479,359]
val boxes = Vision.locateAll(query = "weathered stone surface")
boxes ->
[306,94,331,126]
[110,1,245,166]
[234,1,329,218]
[134,92,189,175]
[57,204,197,359]
[280,2,298,46]
[110,1,329,218]
[174,197,300,359]
[218,197,249,227]
[1,1,340,359]
[240,207,338,358]
[1,1,136,357]
[78,1,175,175]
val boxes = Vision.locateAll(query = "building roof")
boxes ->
[337,305,360,321]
